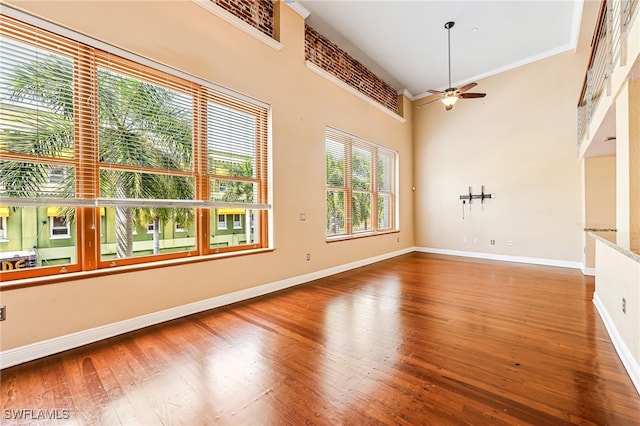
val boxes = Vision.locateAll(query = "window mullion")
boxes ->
[194,91,209,255]
[371,147,378,232]
[76,45,98,271]
[344,139,353,235]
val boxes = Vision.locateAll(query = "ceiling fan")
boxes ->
[417,21,486,111]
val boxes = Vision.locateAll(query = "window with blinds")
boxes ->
[0,12,270,281]
[325,128,397,239]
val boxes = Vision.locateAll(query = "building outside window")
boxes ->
[49,216,70,239]
[0,216,7,241]
[217,214,227,230]
[233,214,242,229]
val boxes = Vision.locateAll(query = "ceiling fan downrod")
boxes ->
[445,21,454,90]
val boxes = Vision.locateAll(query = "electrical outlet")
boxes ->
[490,239,495,245]
[463,237,467,243]
[0,305,5,321]
[508,240,513,246]
[306,253,311,261]
[622,297,626,314]
[396,237,400,243]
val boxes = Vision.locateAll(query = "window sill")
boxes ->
[326,230,399,243]
[49,235,71,240]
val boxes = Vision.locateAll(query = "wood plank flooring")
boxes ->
[2,253,639,425]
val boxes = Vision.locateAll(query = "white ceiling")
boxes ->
[295,0,583,99]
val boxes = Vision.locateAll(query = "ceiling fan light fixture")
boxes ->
[416,20,486,110]
[441,95,458,107]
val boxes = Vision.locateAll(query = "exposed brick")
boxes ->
[207,2,398,114]
[305,25,398,114]
[214,0,274,38]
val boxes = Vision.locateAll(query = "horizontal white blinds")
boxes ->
[0,17,82,199]
[203,88,268,205]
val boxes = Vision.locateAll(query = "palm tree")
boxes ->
[221,160,254,203]
[220,160,254,244]
[351,148,372,231]
[2,49,194,258]
[0,56,75,199]
[97,69,194,256]
[325,152,345,234]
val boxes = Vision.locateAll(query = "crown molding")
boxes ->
[284,0,311,19]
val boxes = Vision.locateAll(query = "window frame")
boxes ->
[325,127,398,240]
[0,11,271,282]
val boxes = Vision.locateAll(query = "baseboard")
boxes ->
[0,247,415,369]
[581,266,596,276]
[593,293,640,395]
[416,247,583,270]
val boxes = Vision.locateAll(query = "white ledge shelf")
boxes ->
[305,61,406,123]
[192,0,283,51]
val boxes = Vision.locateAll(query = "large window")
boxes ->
[0,13,270,281]
[325,128,397,239]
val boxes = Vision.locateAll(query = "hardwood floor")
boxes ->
[2,253,639,425]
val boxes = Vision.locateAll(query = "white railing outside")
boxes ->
[577,0,639,147]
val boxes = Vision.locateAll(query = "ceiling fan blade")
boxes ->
[459,92,486,99]
[428,89,443,94]
[445,104,454,111]
[457,82,477,93]
[417,97,443,108]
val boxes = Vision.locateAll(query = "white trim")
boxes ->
[0,247,414,369]
[582,266,596,276]
[191,0,283,52]
[398,88,416,101]
[415,246,583,270]
[593,293,640,395]
[285,0,311,19]
[569,0,584,51]
[305,61,406,123]
[412,43,575,101]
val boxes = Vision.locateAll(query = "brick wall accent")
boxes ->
[305,25,398,113]
[214,0,274,38]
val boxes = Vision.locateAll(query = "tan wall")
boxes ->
[0,1,414,350]
[584,156,617,269]
[412,3,598,262]
[595,240,640,366]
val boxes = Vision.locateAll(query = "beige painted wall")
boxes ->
[584,156,617,268]
[412,2,598,263]
[0,1,414,350]
[595,240,640,367]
